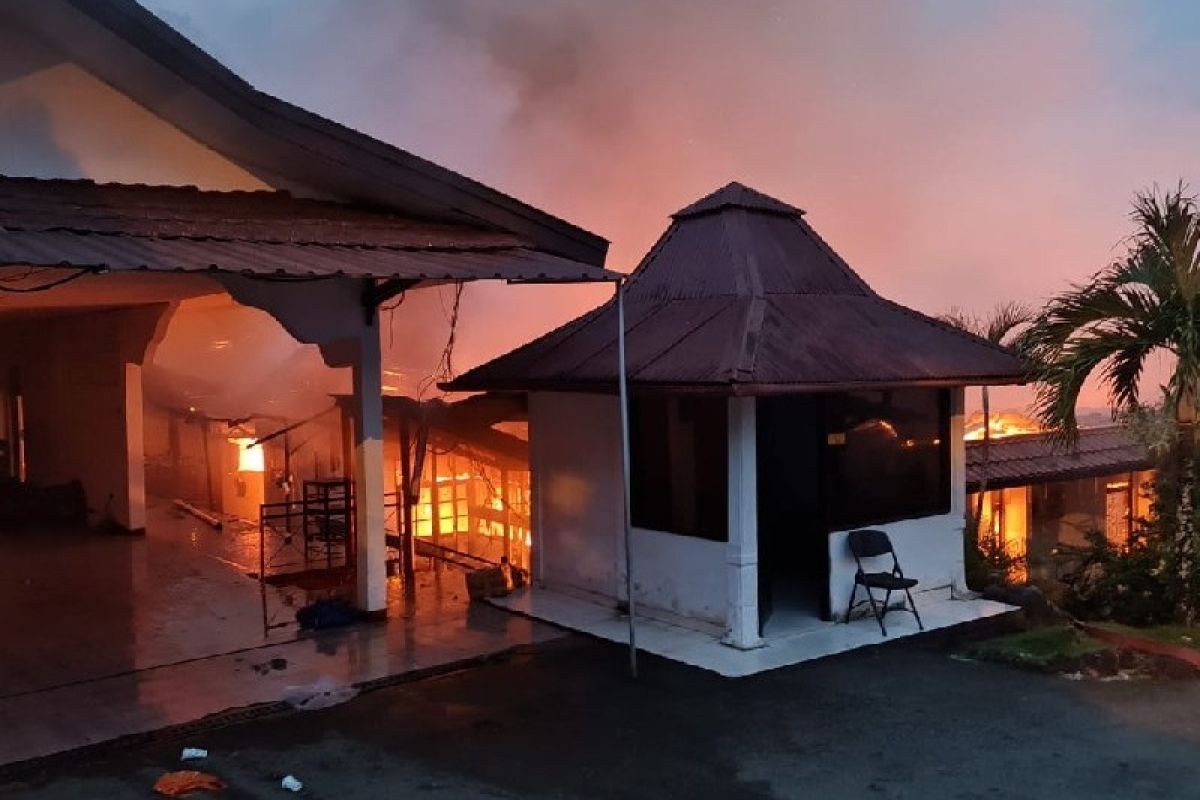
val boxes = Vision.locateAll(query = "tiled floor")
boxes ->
[0,502,308,696]
[492,586,1016,678]
[0,502,563,766]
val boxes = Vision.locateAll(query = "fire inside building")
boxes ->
[966,423,1155,584]
[0,1,615,757]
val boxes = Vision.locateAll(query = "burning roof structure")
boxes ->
[966,426,1152,492]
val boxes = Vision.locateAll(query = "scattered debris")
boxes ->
[172,499,223,530]
[296,598,358,630]
[465,566,509,601]
[180,747,208,761]
[281,775,304,792]
[251,657,289,675]
[153,770,225,797]
[281,676,358,711]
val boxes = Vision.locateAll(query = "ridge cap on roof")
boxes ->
[672,181,806,219]
[966,425,1144,455]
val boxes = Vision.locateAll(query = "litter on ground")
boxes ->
[281,774,304,792]
[153,770,226,797]
[281,676,358,711]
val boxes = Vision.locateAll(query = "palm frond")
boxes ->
[1025,182,1200,438]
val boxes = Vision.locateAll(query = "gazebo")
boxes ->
[449,182,1024,652]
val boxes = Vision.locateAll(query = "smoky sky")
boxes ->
[142,0,1200,411]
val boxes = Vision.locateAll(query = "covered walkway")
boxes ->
[0,500,562,766]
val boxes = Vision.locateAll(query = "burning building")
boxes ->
[966,426,1155,584]
[0,0,612,732]
[331,393,533,573]
[449,182,1026,664]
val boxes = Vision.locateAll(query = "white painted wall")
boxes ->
[826,388,968,619]
[631,526,726,624]
[529,392,621,598]
[529,391,729,624]
[531,387,971,631]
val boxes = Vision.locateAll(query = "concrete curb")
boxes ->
[1076,622,1200,670]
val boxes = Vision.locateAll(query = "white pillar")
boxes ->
[123,363,146,532]
[725,395,762,649]
[949,387,968,594]
[352,325,387,616]
[949,388,966,517]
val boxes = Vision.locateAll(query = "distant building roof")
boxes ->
[966,426,1153,492]
[447,182,1026,394]
[0,176,616,284]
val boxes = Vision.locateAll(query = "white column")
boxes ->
[949,388,966,517]
[725,395,762,649]
[948,387,968,594]
[123,362,147,532]
[352,325,387,616]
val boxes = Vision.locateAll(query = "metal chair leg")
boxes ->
[905,588,924,631]
[865,587,887,636]
[845,583,857,624]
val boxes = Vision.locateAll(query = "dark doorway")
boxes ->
[756,395,829,635]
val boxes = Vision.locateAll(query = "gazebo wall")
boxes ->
[528,391,728,627]
[827,388,969,619]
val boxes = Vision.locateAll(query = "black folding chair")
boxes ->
[844,529,924,636]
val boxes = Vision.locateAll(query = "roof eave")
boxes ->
[967,460,1155,492]
[16,0,609,266]
[443,373,1029,395]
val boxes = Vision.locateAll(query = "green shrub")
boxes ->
[1059,529,1179,626]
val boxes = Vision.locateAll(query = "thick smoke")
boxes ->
[144,0,1200,410]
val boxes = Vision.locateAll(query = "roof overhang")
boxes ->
[0,177,620,294]
[1,0,609,266]
[443,375,1028,395]
[966,460,1154,493]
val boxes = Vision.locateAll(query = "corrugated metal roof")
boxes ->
[447,182,1026,394]
[0,177,616,283]
[966,427,1153,491]
[7,1,608,265]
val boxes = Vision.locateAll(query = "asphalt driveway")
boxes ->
[3,633,1199,799]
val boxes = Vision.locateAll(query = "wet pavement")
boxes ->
[0,502,300,696]
[0,501,563,766]
[4,635,1200,798]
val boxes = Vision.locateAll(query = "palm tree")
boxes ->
[940,303,1031,543]
[1020,184,1200,617]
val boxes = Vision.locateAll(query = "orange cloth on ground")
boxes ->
[153,770,226,796]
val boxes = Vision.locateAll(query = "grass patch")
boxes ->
[1091,622,1200,652]
[961,625,1109,669]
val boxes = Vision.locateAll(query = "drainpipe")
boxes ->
[616,279,637,679]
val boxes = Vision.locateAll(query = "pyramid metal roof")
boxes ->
[448,183,1026,394]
